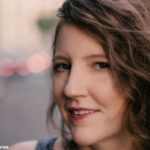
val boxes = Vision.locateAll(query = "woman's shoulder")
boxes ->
[9,140,37,150]
[9,138,64,150]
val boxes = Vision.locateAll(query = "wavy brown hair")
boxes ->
[47,0,150,149]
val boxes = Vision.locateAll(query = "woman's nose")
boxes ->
[63,68,88,98]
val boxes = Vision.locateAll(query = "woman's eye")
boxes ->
[95,62,109,70]
[53,63,71,73]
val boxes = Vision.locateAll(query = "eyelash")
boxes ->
[53,62,109,73]
[53,63,71,73]
[94,62,109,70]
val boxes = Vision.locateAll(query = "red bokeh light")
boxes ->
[0,51,51,77]
[15,57,30,76]
[0,58,15,77]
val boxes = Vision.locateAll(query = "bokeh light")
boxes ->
[0,51,51,77]
[15,57,30,76]
[0,58,15,77]
[26,51,51,73]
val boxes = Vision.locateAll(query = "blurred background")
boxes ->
[0,0,64,146]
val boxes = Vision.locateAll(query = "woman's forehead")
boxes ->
[55,23,106,57]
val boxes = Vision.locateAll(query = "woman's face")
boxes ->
[53,24,127,147]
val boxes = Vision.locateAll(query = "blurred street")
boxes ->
[0,71,54,146]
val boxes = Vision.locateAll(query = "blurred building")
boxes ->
[0,0,64,56]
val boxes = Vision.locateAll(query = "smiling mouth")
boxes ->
[71,110,98,115]
[68,108,99,120]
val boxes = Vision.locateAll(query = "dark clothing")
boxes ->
[35,138,57,150]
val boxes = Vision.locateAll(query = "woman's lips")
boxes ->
[68,107,99,120]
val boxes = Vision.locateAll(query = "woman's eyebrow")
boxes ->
[53,55,69,61]
[84,54,107,60]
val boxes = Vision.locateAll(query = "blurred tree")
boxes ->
[37,17,57,34]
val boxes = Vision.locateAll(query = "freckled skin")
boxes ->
[53,24,130,150]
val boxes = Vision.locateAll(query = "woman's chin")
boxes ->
[71,128,97,146]
[72,136,93,146]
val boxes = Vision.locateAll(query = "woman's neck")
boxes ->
[78,131,132,150]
